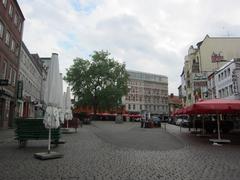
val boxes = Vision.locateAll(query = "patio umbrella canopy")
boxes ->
[34,53,63,159]
[188,99,240,114]
[185,99,240,144]
[58,73,65,124]
[43,53,62,128]
[65,87,73,121]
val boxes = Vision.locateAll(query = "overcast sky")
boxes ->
[18,0,240,95]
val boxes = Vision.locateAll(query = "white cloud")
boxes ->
[18,0,240,94]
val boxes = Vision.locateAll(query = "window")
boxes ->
[140,104,142,110]
[229,85,233,95]
[2,0,7,7]
[133,104,135,110]
[226,87,229,97]
[12,69,16,86]
[0,21,4,38]
[14,14,18,26]
[8,66,12,83]
[222,89,225,97]
[18,22,22,32]
[10,39,15,52]
[218,74,220,81]
[15,44,19,56]
[9,4,13,17]
[5,31,10,45]
[2,61,7,79]
[228,68,230,77]
[224,71,227,78]
[128,104,131,110]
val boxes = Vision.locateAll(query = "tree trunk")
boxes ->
[93,95,97,120]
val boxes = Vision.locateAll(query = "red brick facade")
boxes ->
[0,0,24,128]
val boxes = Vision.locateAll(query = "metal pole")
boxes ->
[202,116,205,135]
[48,107,52,154]
[180,120,182,132]
[217,114,221,140]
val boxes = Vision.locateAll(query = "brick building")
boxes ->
[0,0,24,128]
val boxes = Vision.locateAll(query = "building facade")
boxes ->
[17,42,44,118]
[0,0,24,128]
[124,70,168,116]
[213,59,240,100]
[180,35,240,106]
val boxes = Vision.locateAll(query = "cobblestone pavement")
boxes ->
[0,121,240,180]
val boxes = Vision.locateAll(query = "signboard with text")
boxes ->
[211,52,224,63]
[17,81,23,99]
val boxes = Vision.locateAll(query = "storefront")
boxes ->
[0,89,15,128]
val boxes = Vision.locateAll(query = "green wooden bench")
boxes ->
[15,118,61,148]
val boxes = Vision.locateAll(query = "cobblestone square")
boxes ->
[1,122,240,180]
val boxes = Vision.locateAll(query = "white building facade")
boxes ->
[214,59,240,99]
[17,43,44,117]
[124,70,168,116]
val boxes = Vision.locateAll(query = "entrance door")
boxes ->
[0,98,5,128]
[8,101,14,128]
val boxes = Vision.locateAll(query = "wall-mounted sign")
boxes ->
[192,72,208,81]
[211,52,224,63]
[0,79,8,86]
[17,81,23,99]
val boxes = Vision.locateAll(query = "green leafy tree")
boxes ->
[64,50,129,117]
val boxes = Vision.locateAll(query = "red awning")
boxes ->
[187,99,240,114]
[128,114,142,118]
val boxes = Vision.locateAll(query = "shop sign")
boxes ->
[192,73,208,81]
[17,81,23,99]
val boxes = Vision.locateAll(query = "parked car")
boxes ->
[168,117,175,124]
[176,118,183,126]
[152,116,161,127]
[176,118,189,127]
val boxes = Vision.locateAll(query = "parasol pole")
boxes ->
[48,107,53,154]
[217,114,221,140]
[202,115,205,135]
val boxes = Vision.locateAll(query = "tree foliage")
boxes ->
[64,50,129,114]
